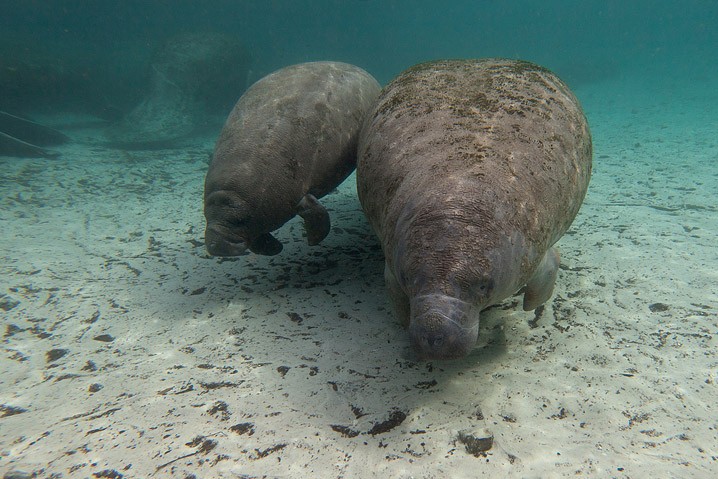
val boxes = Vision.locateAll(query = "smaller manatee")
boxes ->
[204,61,381,256]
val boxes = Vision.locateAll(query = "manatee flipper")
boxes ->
[385,261,410,327]
[523,248,560,311]
[296,193,330,246]
[249,233,283,255]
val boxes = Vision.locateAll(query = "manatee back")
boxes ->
[358,58,592,259]
[207,61,381,217]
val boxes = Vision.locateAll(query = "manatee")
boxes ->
[204,61,381,256]
[357,59,592,359]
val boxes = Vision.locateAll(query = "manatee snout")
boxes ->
[204,225,249,256]
[409,294,479,359]
[204,224,285,256]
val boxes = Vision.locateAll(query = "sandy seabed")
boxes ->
[1,71,717,479]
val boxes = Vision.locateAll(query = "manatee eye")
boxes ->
[470,278,495,298]
[230,216,248,227]
[206,192,232,208]
[205,192,250,224]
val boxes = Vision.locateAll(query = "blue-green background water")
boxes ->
[2,0,716,113]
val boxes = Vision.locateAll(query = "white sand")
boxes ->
[1,72,716,478]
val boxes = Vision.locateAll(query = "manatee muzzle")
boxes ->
[204,225,249,256]
[409,294,479,359]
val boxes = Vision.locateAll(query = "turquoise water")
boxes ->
[2,1,716,109]
[1,1,716,477]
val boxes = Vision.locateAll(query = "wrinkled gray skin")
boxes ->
[204,61,381,256]
[357,59,592,359]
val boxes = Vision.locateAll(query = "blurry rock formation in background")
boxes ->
[105,32,251,149]
[0,31,250,152]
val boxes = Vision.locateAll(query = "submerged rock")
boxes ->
[457,428,494,456]
[106,32,250,149]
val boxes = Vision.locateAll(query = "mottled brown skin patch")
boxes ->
[204,61,381,256]
[357,58,592,359]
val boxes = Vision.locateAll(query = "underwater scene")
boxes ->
[1,1,716,477]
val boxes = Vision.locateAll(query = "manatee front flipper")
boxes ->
[249,233,283,255]
[523,248,560,311]
[296,193,330,246]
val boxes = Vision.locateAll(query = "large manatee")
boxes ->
[357,59,592,359]
[204,61,381,256]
